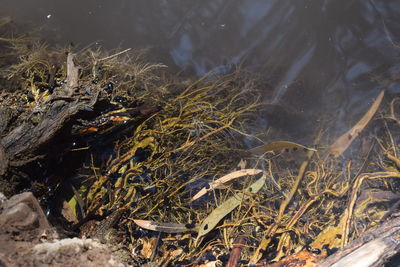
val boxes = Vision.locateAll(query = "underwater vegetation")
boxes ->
[1,17,400,266]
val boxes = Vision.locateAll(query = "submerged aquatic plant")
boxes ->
[83,70,262,223]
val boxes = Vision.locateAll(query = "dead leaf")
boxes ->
[249,141,316,155]
[330,91,384,157]
[61,201,78,223]
[269,249,326,267]
[191,169,262,201]
[237,159,247,169]
[140,236,158,259]
[199,261,217,267]
[133,219,198,233]
[196,174,267,244]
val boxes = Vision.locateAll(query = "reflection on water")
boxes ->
[1,0,400,141]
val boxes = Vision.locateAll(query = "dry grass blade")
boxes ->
[330,91,384,157]
[133,219,198,233]
[249,141,316,155]
[191,169,262,201]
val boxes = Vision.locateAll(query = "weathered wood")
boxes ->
[65,53,79,96]
[318,216,400,267]
[0,53,100,171]
[2,97,96,162]
[0,141,7,176]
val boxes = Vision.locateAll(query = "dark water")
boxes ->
[1,0,400,142]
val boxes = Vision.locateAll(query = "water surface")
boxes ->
[1,0,400,142]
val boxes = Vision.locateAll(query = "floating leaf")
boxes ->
[191,169,262,201]
[330,91,384,157]
[249,141,316,155]
[196,174,267,243]
[133,219,198,233]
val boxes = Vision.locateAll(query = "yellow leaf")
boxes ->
[31,84,39,100]
[40,89,50,102]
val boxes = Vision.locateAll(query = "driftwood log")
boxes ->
[318,215,400,267]
[0,53,103,194]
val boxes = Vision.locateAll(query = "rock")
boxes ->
[0,192,131,267]
[0,192,50,230]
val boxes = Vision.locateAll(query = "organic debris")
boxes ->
[249,140,316,155]
[191,169,263,201]
[329,90,384,157]
[133,219,198,234]
[196,174,267,244]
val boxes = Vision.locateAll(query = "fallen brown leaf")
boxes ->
[191,169,262,201]
[330,91,384,157]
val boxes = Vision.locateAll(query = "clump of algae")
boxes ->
[82,69,262,230]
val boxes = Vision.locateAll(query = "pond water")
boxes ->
[1,0,400,143]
